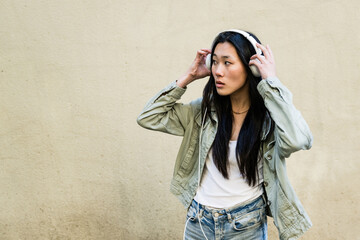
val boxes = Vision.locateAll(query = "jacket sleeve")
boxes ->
[257,76,313,158]
[137,81,197,136]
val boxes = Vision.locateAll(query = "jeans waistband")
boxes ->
[191,194,266,218]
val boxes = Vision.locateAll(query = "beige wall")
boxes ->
[0,0,359,239]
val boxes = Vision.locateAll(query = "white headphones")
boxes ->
[205,29,263,77]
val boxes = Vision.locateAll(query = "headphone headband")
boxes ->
[220,29,262,55]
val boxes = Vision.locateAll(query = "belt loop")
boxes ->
[226,210,232,222]
[199,209,204,218]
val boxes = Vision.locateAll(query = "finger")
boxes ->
[256,43,270,60]
[249,58,261,69]
[266,45,274,61]
[200,48,212,53]
[197,50,209,64]
[198,49,209,56]
[196,50,207,60]
[250,54,266,64]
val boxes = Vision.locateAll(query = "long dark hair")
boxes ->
[201,30,274,186]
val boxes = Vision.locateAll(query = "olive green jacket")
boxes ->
[137,76,313,240]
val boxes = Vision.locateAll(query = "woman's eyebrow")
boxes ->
[212,54,231,59]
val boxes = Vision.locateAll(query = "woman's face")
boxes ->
[212,42,248,97]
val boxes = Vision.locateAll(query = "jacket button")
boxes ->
[267,201,271,206]
[266,155,272,160]
[214,213,219,217]
[264,181,268,187]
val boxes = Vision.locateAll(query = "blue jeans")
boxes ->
[184,195,267,240]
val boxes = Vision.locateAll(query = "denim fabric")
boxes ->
[184,195,267,240]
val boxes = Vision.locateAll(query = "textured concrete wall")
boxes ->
[0,0,359,239]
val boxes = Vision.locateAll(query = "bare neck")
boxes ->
[230,84,251,113]
[229,84,250,141]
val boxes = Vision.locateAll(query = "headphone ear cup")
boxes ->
[249,56,264,77]
[250,64,261,77]
[206,54,211,70]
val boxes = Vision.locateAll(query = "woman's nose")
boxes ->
[214,64,224,77]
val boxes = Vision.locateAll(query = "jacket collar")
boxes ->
[195,105,217,127]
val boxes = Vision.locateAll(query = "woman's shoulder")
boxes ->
[187,97,203,124]
[189,97,203,109]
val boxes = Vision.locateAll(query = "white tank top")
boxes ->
[194,140,263,208]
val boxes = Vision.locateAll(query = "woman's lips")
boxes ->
[216,81,225,88]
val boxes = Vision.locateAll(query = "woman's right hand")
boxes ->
[177,48,211,88]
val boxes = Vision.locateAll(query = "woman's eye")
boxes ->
[225,61,231,65]
[212,60,217,65]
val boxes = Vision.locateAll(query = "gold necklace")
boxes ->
[232,109,249,114]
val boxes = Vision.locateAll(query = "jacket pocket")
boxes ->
[277,187,298,229]
[177,130,199,180]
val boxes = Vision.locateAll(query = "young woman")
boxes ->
[137,30,313,240]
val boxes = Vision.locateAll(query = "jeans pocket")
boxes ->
[232,207,265,231]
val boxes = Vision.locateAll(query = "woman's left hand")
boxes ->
[249,43,276,80]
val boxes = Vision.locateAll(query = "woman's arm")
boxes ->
[250,43,313,158]
[257,76,313,158]
[137,80,193,136]
[137,49,211,136]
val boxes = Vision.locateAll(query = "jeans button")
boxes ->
[214,213,219,217]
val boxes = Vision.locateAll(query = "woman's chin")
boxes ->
[216,89,230,96]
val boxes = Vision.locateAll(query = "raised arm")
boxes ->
[257,77,313,158]
[137,48,211,136]
[137,81,193,136]
[250,43,313,158]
